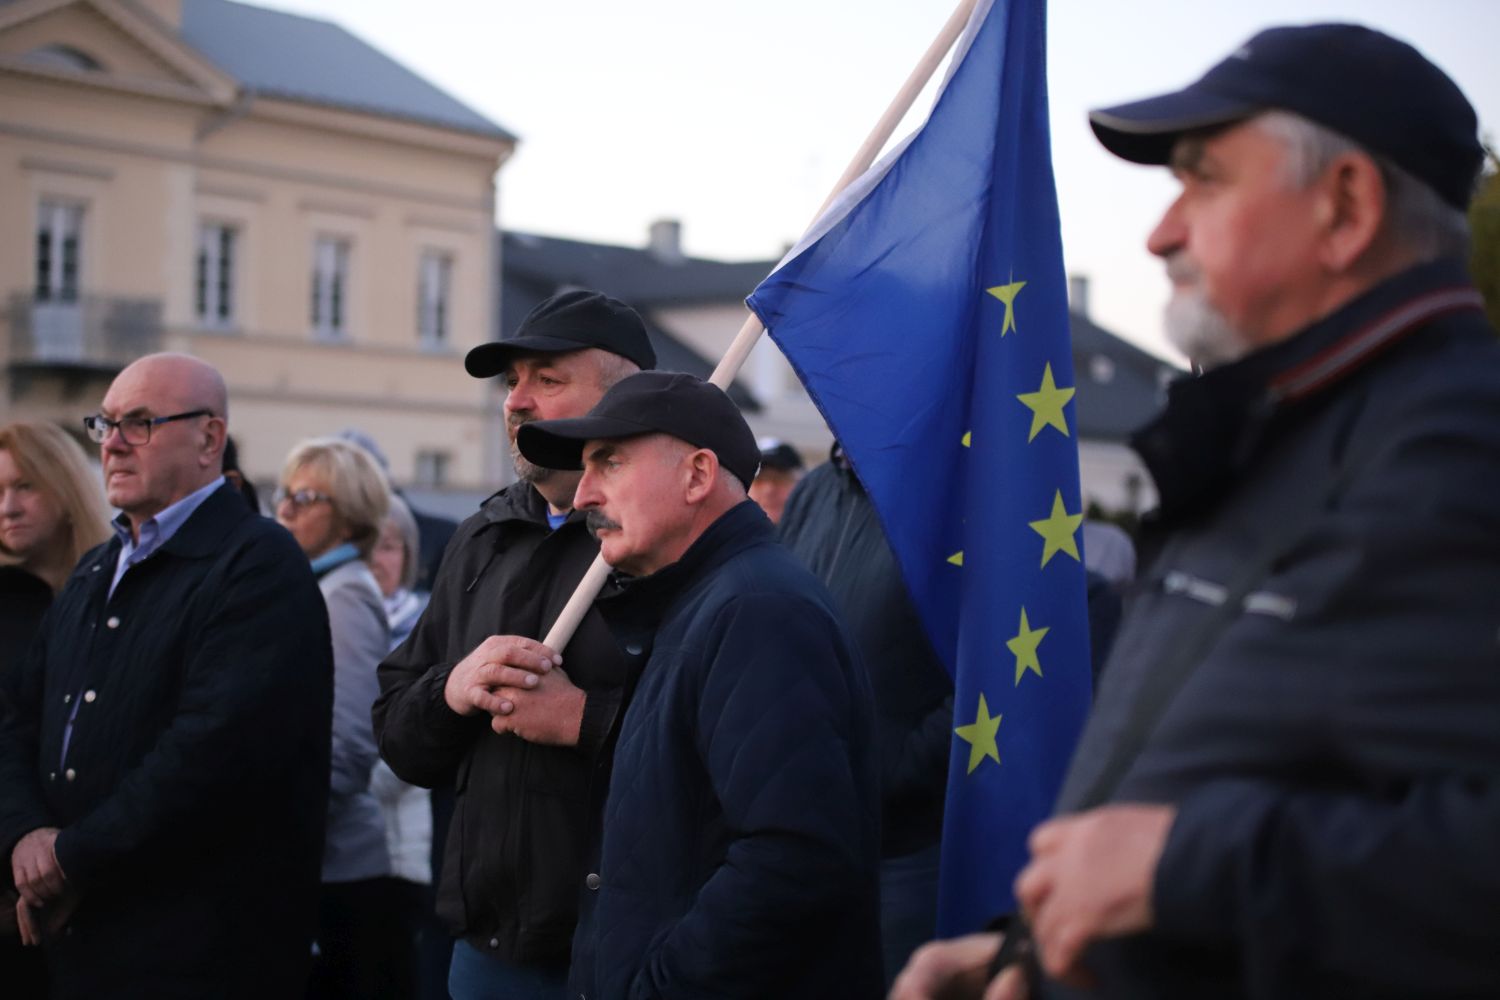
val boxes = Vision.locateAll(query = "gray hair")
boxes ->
[1253,110,1470,262]
[383,493,421,592]
[591,349,641,391]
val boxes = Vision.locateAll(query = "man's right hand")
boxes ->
[889,932,1030,1000]
[444,635,562,717]
[10,827,65,907]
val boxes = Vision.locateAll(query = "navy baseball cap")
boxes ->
[1089,23,1483,210]
[465,289,656,378]
[516,371,760,487]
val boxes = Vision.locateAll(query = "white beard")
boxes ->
[1162,256,1251,370]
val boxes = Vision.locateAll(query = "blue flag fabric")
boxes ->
[747,0,1090,933]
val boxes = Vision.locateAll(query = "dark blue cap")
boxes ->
[1089,23,1483,210]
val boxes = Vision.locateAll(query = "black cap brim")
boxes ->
[464,335,602,379]
[515,416,658,472]
[1089,88,1259,165]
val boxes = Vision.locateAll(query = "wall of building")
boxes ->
[1,1,510,495]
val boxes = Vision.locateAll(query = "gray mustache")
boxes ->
[585,511,621,538]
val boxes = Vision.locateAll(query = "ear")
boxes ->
[682,448,719,504]
[1316,152,1387,272]
[200,416,228,470]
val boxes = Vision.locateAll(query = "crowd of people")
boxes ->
[2,20,1499,1000]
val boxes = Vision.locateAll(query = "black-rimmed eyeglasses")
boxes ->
[83,409,213,446]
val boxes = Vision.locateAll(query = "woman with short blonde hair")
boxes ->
[277,437,389,559]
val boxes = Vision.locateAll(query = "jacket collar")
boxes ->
[602,500,773,625]
[155,482,251,559]
[478,481,587,531]
[1132,258,1484,523]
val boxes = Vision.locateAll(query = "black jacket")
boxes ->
[778,458,953,858]
[0,565,53,673]
[372,483,630,966]
[1050,260,1500,999]
[0,485,332,998]
[571,501,884,999]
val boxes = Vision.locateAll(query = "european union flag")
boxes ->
[747,0,1090,933]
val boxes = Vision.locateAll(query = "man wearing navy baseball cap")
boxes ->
[517,371,884,998]
[373,289,654,998]
[896,23,1500,1000]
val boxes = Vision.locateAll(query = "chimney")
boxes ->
[1068,274,1090,318]
[135,0,183,28]
[648,219,684,264]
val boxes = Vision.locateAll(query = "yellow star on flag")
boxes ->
[986,280,1027,336]
[961,431,972,448]
[954,693,1002,774]
[1017,363,1075,442]
[1028,490,1083,568]
[1007,607,1049,685]
[947,551,964,566]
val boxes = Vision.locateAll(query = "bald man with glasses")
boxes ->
[0,353,335,998]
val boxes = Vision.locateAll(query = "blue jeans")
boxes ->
[448,939,567,1000]
[880,841,943,987]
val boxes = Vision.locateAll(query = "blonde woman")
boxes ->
[0,421,111,665]
[275,436,398,1000]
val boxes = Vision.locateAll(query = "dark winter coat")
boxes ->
[0,564,53,673]
[1050,259,1500,999]
[372,482,630,968]
[778,457,953,858]
[571,500,884,1000]
[0,484,333,998]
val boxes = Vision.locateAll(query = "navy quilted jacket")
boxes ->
[570,501,884,999]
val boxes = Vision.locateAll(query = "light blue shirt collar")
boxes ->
[110,476,226,596]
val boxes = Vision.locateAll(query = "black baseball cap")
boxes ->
[756,438,804,473]
[465,290,656,378]
[1089,23,1483,210]
[516,371,760,487]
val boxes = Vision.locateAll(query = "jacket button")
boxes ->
[488,937,499,949]
[48,772,56,782]
[65,769,76,782]
[63,694,72,705]
[585,873,601,890]
[625,643,642,656]
[106,616,121,629]
[84,690,97,704]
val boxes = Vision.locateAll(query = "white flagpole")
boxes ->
[543,0,980,650]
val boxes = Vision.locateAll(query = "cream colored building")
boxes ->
[0,0,514,495]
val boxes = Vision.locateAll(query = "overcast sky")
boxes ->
[252,0,1499,361]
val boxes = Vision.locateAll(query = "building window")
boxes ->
[418,251,452,347]
[35,200,83,303]
[196,223,236,326]
[414,449,451,488]
[311,237,350,337]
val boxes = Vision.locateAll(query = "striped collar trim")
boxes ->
[1267,287,1485,403]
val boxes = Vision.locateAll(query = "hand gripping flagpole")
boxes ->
[542,0,979,651]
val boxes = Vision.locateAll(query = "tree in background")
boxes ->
[1471,149,1500,332]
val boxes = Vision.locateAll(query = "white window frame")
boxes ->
[311,236,351,338]
[36,200,83,303]
[417,250,452,348]
[196,222,237,328]
[414,449,451,488]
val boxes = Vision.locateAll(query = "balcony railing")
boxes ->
[6,293,162,370]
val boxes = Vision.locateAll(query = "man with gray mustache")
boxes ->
[373,290,649,999]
